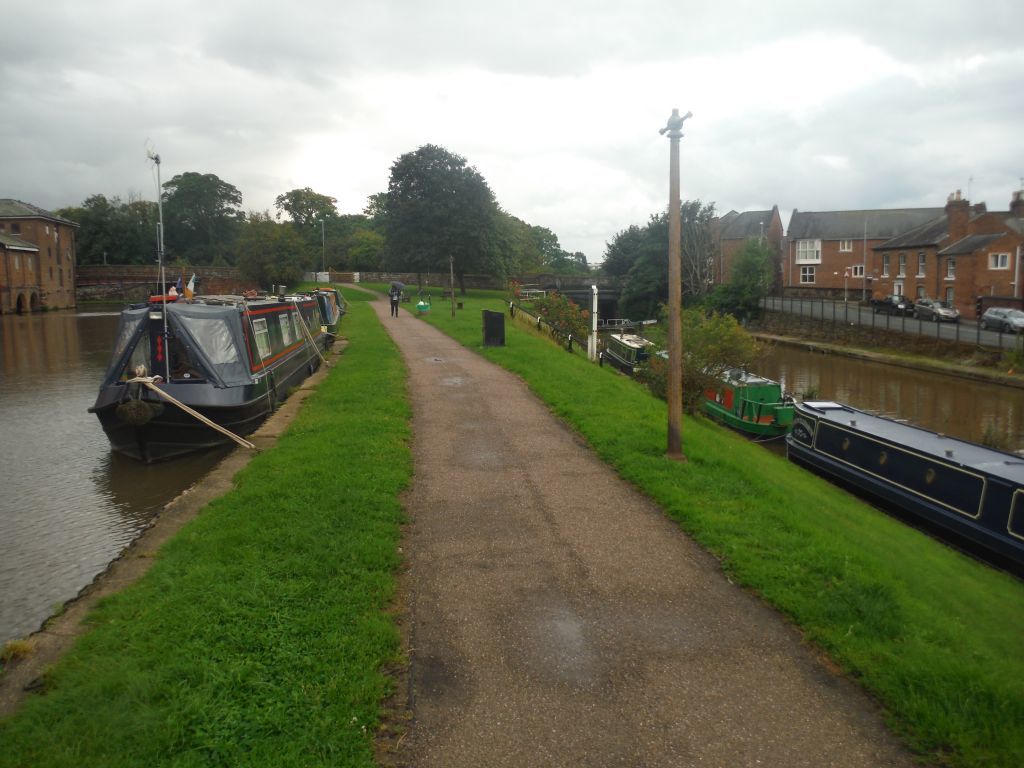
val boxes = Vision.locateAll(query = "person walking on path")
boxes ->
[389,284,401,317]
[370,299,914,768]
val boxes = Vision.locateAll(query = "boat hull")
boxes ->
[786,401,1024,567]
[702,370,794,438]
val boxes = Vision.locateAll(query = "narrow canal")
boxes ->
[0,308,226,646]
[757,343,1024,452]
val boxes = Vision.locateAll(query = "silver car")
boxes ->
[980,307,1024,333]
[913,298,960,323]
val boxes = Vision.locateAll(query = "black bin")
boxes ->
[482,310,505,347]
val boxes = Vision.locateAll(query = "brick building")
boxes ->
[874,190,1024,317]
[785,207,942,302]
[0,199,78,313]
[712,206,784,287]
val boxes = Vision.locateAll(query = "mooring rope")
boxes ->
[127,376,256,450]
[293,300,330,366]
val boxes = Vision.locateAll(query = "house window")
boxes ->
[851,265,865,278]
[989,252,1010,270]
[800,266,815,283]
[917,252,926,277]
[839,239,853,252]
[796,239,821,263]
[946,287,954,304]
[11,223,20,234]
[916,285,925,299]
[45,225,50,235]
[882,253,890,277]
[13,254,19,270]
[894,281,904,296]
[946,258,956,279]
[898,253,907,277]
[59,268,64,287]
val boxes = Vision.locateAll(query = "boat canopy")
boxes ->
[100,302,253,388]
[100,306,150,385]
[169,303,251,387]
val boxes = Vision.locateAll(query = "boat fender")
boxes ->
[116,396,156,426]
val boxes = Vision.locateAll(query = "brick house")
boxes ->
[0,199,78,313]
[874,190,1024,317]
[785,207,942,302]
[712,206,784,288]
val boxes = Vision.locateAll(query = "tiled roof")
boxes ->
[938,233,1004,256]
[788,208,944,240]
[720,210,774,240]
[0,199,78,226]
[0,232,40,251]
[875,215,949,249]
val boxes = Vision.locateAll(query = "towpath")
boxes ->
[370,297,914,768]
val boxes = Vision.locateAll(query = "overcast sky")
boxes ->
[3,1,1022,262]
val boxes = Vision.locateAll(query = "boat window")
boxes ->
[112,311,147,363]
[252,318,271,359]
[291,310,302,340]
[280,312,294,346]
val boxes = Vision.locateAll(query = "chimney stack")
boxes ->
[1011,190,1024,218]
[945,189,970,242]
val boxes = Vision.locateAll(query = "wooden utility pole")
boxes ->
[660,109,692,461]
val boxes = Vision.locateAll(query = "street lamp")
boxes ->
[660,108,692,462]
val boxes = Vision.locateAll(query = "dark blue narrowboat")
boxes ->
[786,400,1024,567]
[90,292,329,463]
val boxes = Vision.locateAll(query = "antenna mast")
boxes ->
[148,149,170,380]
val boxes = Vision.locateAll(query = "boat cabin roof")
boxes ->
[723,368,777,387]
[609,333,653,350]
[800,401,1024,482]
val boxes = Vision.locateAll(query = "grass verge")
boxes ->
[411,288,1024,768]
[0,291,410,767]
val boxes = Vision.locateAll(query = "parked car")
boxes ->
[980,307,1024,333]
[913,298,960,323]
[871,294,912,315]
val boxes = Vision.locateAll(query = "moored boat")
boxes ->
[786,400,1024,567]
[314,287,345,338]
[602,333,655,375]
[89,291,330,463]
[703,369,794,438]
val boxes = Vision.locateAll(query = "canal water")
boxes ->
[757,344,1024,452]
[0,308,227,646]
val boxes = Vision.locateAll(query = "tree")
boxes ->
[58,193,159,265]
[235,212,308,288]
[639,308,764,414]
[379,144,509,290]
[274,187,338,227]
[162,172,244,264]
[705,238,775,321]
[604,200,716,319]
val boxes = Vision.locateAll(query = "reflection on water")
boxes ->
[759,345,1024,452]
[0,307,226,645]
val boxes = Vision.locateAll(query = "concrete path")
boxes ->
[372,298,914,768]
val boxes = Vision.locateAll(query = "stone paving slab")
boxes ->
[372,298,915,768]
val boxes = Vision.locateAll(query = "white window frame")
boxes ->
[894,281,904,296]
[800,266,816,284]
[882,253,890,277]
[280,312,294,346]
[839,239,853,252]
[946,257,956,280]
[851,265,865,278]
[252,318,271,359]
[989,252,1010,270]
[945,287,955,304]
[796,239,821,264]
[898,252,907,277]
[917,252,926,277]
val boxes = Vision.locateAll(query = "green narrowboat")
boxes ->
[703,368,795,438]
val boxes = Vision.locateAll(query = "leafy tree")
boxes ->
[379,144,510,290]
[235,212,308,288]
[274,187,338,227]
[604,200,716,319]
[705,238,775,321]
[162,172,244,264]
[58,194,159,265]
[639,308,764,414]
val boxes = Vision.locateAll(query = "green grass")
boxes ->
[0,292,410,767]
[414,288,1024,768]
